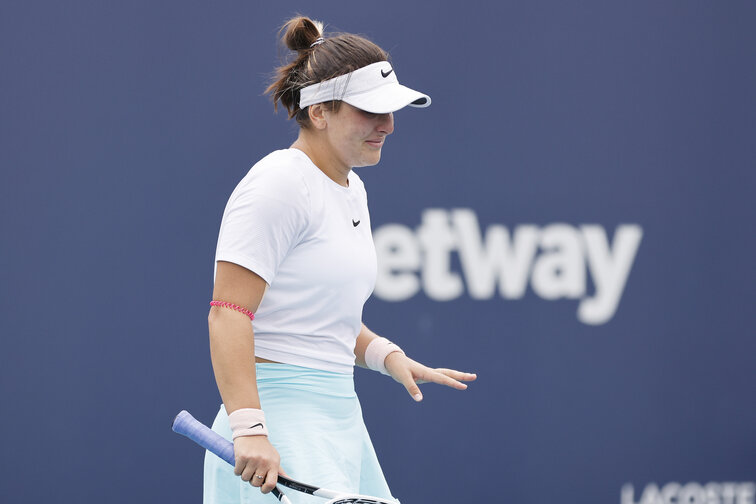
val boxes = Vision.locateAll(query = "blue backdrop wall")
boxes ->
[2,1,755,503]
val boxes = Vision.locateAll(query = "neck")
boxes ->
[291,131,350,187]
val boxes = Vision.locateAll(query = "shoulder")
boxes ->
[243,149,309,188]
[348,170,365,188]
[348,170,368,199]
[233,149,312,206]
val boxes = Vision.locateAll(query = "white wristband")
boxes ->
[364,337,405,376]
[228,408,269,439]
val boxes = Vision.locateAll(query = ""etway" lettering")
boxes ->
[373,209,643,325]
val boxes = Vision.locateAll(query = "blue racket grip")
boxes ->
[172,410,236,466]
[172,410,287,502]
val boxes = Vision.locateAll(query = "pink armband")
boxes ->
[228,408,269,439]
[210,300,255,322]
[364,337,405,376]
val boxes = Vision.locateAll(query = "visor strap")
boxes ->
[299,72,353,108]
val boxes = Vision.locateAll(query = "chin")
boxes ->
[356,152,382,168]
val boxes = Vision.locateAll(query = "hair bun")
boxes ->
[266,16,387,124]
[281,16,324,52]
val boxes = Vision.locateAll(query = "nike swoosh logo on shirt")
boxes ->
[352,219,361,227]
[381,69,393,78]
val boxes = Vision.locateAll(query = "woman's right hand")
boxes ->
[233,435,282,494]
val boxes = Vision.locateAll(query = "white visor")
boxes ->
[298,61,431,114]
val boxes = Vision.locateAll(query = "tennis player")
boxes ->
[204,16,477,503]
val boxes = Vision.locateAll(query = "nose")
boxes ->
[377,112,394,135]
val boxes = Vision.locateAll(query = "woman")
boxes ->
[205,16,476,503]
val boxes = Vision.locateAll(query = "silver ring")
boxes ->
[255,475,264,480]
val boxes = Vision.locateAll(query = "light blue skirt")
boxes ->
[203,363,398,504]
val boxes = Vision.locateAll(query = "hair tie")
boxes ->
[310,37,325,48]
[209,300,255,321]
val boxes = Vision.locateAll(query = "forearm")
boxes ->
[354,322,381,368]
[208,307,262,413]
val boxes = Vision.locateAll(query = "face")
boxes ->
[320,103,395,170]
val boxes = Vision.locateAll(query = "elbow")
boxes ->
[208,307,221,338]
[207,307,254,342]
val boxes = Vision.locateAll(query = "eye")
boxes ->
[360,110,378,119]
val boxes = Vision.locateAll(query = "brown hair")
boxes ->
[265,16,388,128]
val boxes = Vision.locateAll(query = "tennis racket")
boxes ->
[172,410,397,504]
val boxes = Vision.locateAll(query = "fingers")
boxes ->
[236,462,266,483]
[412,366,474,390]
[387,354,477,401]
[399,374,424,402]
[233,436,281,494]
[436,368,478,382]
[260,468,279,494]
[429,368,477,388]
[236,463,248,479]
[239,461,279,493]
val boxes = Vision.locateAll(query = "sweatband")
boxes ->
[364,337,405,376]
[228,408,269,439]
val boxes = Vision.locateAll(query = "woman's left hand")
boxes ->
[383,352,476,402]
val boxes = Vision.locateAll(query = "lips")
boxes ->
[365,138,384,147]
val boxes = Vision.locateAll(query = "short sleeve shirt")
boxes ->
[214,149,377,373]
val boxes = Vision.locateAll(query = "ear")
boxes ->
[308,103,328,130]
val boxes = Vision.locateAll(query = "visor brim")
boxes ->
[343,83,431,114]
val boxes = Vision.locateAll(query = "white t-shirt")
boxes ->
[214,149,377,374]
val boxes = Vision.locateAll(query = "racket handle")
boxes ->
[171,410,288,503]
[172,410,236,465]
